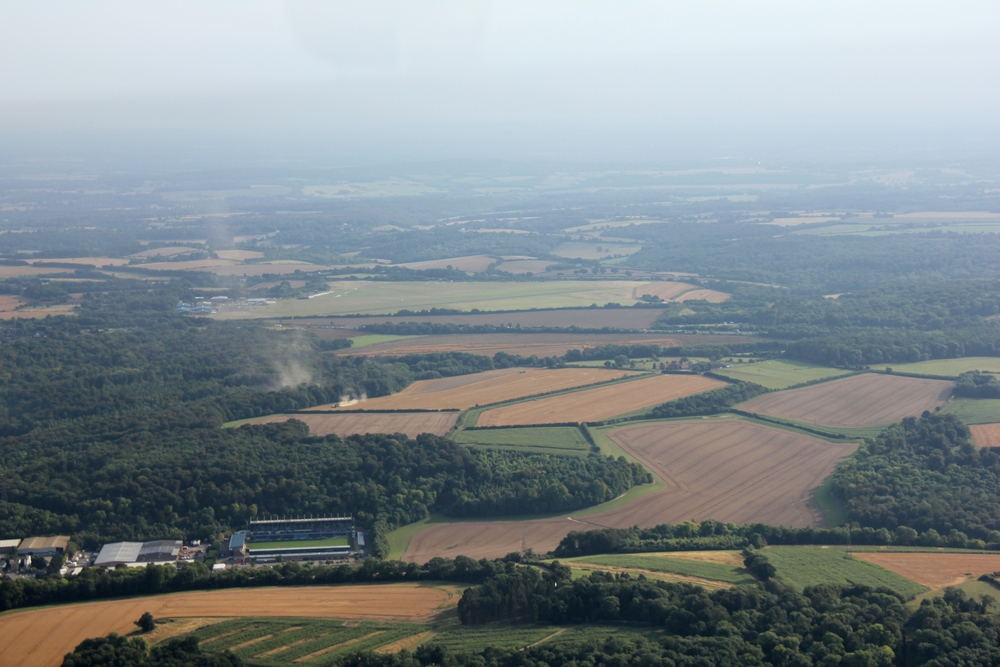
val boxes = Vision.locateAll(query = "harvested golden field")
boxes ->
[475,374,722,426]
[308,367,633,411]
[343,333,684,358]
[0,295,22,312]
[397,255,496,272]
[739,373,954,428]
[216,249,265,261]
[239,412,459,437]
[634,282,702,300]
[0,304,75,319]
[854,553,1000,590]
[0,584,459,667]
[402,420,854,561]
[657,551,746,567]
[0,265,75,278]
[971,424,1000,447]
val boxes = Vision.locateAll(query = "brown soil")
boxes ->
[307,367,634,411]
[475,374,723,426]
[230,626,301,651]
[402,420,855,562]
[0,583,458,667]
[0,266,76,278]
[739,373,954,428]
[341,333,685,358]
[241,412,459,437]
[397,255,496,272]
[257,632,331,658]
[855,552,1000,590]
[971,424,1000,448]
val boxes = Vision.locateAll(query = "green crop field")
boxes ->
[213,280,660,319]
[561,553,756,585]
[942,399,1000,425]
[247,536,350,551]
[870,358,1000,377]
[350,334,421,348]
[763,546,927,597]
[713,359,851,389]
[452,426,591,455]
[432,626,564,653]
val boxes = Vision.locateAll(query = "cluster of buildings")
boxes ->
[0,536,72,572]
[94,539,202,567]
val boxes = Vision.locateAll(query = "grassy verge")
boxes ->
[942,398,1000,425]
[713,359,851,390]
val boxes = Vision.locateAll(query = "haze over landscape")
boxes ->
[2,3,1000,667]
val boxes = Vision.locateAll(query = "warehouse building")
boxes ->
[18,536,70,557]
[0,539,20,556]
[95,539,184,567]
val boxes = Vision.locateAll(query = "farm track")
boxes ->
[402,420,856,562]
[739,373,954,428]
[475,374,723,426]
[854,552,1000,590]
[239,412,459,437]
[307,367,635,412]
[0,584,459,667]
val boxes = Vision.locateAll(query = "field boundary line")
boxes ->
[524,628,567,649]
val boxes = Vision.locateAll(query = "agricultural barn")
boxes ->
[0,539,20,556]
[95,539,184,567]
[17,536,69,557]
[245,516,355,562]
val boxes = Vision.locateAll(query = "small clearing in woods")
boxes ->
[854,552,1000,590]
[307,367,634,411]
[475,374,722,425]
[739,373,953,428]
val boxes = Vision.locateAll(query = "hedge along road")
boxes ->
[401,419,857,562]
[0,583,461,667]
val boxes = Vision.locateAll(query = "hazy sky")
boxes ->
[2,1,999,162]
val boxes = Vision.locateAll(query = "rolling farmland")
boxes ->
[854,552,1000,590]
[452,426,591,454]
[738,373,954,428]
[402,420,855,561]
[475,374,722,425]
[0,584,459,667]
[763,547,927,597]
[233,412,459,437]
[396,254,497,272]
[971,424,1000,447]
[869,358,1000,376]
[283,307,669,329]
[307,367,634,411]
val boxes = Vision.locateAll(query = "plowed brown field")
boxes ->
[854,552,1000,590]
[635,283,730,303]
[476,374,722,426]
[971,424,1000,447]
[239,411,459,437]
[0,584,459,667]
[403,420,855,561]
[739,373,954,428]
[342,333,684,358]
[307,367,634,411]
[675,289,730,303]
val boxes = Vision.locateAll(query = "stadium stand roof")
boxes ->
[95,542,143,566]
[229,530,246,551]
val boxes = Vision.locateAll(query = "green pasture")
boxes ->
[349,334,421,348]
[870,357,1000,377]
[941,398,1000,425]
[763,546,927,598]
[213,280,658,319]
[560,553,755,585]
[247,536,349,551]
[713,359,851,389]
[912,580,1000,612]
[452,426,591,455]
